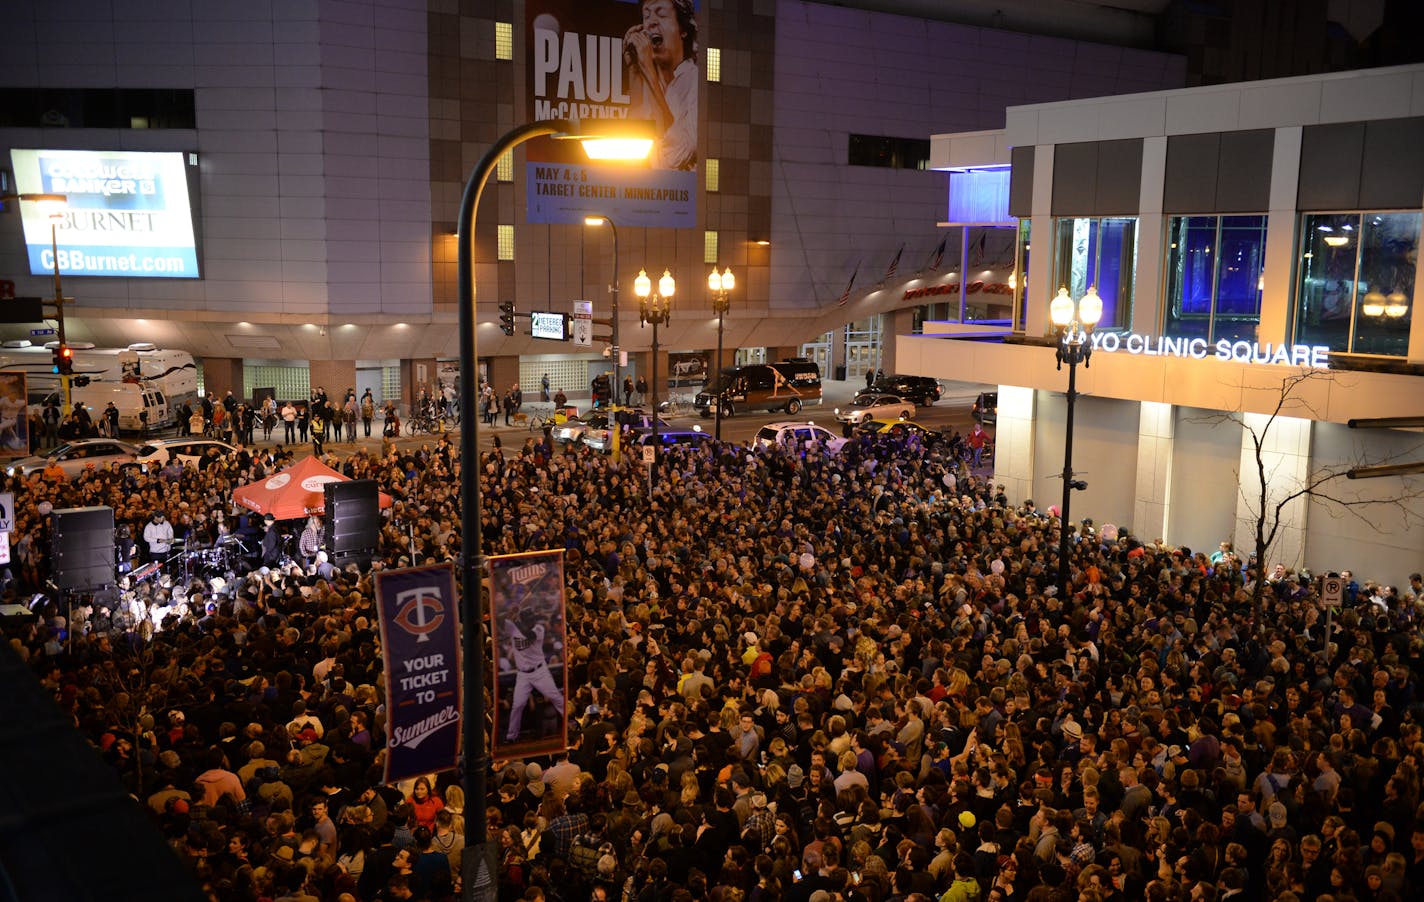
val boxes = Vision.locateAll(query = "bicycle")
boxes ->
[524,406,561,432]
[658,392,696,417]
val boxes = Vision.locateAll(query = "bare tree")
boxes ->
[1199,370,1424,635]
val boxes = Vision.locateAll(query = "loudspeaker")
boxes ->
[51,506,116,591]
[324,480,379,557]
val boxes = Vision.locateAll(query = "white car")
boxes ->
[7,439,140,479]
[834,392,914,427]
[135,438,238,469]
[754,421,848,456]
[582,411,671,452]
[552,415,591,444]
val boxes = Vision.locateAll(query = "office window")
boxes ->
[705,158,720,192]
[706,48,721,82]
[497,225,515,261]
[848,134,931,171]
[1164,215,1266,344]
[1053,217,1137,331]
[704,231,718,264]
[496,150,513,182]
[1296,211,1419,357]
[495,22,513,60]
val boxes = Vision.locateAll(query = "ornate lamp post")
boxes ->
[583,215,620,402]
[1049,285,1102,604]
[635,267,674,484]
[707,266,734,440]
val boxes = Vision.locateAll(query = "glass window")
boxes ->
[706,48,721,83]
[704,230,718,264]
[1164,215,1265,343]
[705,158,719,192]
[1053,217,1137,330]
[496,150,513,183]
[1296,211,1419,356]
[495,22,513,61]
[497,224,515,261]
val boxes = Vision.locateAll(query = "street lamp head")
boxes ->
[560,118,657,162]
[659,269,676,298]
[708,269,721,292]
[634,268,651,299]
[721,267,734,292]
[1079,286,1103,328]
[1050,287,1074,328]
[584,216,608,227]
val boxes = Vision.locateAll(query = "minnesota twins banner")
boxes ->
[490,549,570,761]
[375,564,462,784]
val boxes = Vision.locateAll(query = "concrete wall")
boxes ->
[770,0,1184,319]
[1166,408,1241,553]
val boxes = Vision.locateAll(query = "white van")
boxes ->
[50,383,170,433]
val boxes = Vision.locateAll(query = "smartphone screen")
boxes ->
[793,870,803,882]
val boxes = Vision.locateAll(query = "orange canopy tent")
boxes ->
[233,455,393,521]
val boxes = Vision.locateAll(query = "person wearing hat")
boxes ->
[260,513,283,567]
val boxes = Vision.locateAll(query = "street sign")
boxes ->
[29,327,55,337]
[572,300,592,348]
[0,492,11,531]
[1321,575,1344,606]
[641,444,655,464]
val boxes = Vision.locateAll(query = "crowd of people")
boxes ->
[4,418,1424,902]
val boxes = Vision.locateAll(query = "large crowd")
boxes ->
[4,416,1424,902]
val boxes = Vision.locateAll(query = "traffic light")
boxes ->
[53,344,74,375]
[498,301,516,336]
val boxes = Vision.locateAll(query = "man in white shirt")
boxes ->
[623,0,699,170]
[143,511,174,560]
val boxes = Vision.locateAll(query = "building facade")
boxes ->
[0,0,1183,406]
[910,64,1424,581]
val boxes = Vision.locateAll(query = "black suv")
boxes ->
[858,374,942,406]
[972,391,998,425]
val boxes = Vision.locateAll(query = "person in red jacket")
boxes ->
[408,776,445,832]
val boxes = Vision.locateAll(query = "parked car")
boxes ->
[972,391,998,424]
[695,359,822,417]
[834,392,915,429]
[552,414,594,444]
[860,374,942,406]
[7,438,140,479]
[853,418,945,446]
[753,421,848,456]
[134,437,238,469]
[582,409,672,452]
[631,428,717,449]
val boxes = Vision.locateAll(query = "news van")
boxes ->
[48,382,170,434]
[694,358,822,418]
[0,340,196,425]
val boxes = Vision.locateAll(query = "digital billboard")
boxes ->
[9,149,202,279]
[525,0,699,228]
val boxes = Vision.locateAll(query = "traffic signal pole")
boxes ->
[49,220,71,415]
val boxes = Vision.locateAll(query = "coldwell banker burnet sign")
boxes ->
[1087,332,1331,368]
[375,564,462,783]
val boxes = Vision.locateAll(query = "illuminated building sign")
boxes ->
[1088,332,1330,368]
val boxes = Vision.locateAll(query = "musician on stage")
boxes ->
[143,511,174,562]
[261,514,283,568]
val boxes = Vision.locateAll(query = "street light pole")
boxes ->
[1049,286,1102,604]
[635,268,674,485]
[584,216,619,403]
[454,118,650,902]
[707,266,734,441]
[4,193,71,413]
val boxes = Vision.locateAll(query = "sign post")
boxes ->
[1320,575,1344,662]
[572,300,592,348]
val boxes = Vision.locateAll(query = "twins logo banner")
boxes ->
[375,564,462,784]
[490,549,570,761]
[525,0,699,228]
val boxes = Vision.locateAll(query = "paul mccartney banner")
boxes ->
[375,564,462,784]
[490,549,570,761]
[525,0,699,227]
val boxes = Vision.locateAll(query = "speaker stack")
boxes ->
[323,480,379,570]
[51,506,116,591]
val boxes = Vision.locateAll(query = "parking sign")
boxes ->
[1321,576,1344,606]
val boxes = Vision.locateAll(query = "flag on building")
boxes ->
[971,231,988,265]
[835,261,860,307]
[881,244,904,283]
[925,235,948,272]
